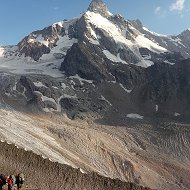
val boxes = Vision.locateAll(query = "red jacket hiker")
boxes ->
[6,176,13,190]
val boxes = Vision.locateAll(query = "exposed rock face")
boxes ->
[2,58,190,120]
[141,59,190,116]
[88,0,111,17]
[60,42,108,81]
[139,48,184,64]
[16,20,77,61]
[18,39,50,61]
[17,23,65,61]
[109,63,145,89]
[61,53,190,119]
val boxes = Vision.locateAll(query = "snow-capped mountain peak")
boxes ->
[0,0,189,69]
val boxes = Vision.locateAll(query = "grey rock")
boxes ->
[53,53,65,59]
[60,42,107,81]
[88,0,111,18]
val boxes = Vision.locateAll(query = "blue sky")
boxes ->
[0,0,190,45]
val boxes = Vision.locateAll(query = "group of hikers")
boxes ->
[0,173,24,190]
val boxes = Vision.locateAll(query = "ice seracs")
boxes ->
[0,47,4,57]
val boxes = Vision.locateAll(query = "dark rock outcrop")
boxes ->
[60,42,108,81]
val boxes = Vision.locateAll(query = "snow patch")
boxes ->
[34,81,47,88]
[101,95,112,106]
[85,22,100,45]
[156,105,159,112]
[127,113,144,120]
[0,55,64,78]
[35,91,56,103]
[136,59,154,68]
[135,35,167,53]
[34,91,63,112]
[103,50,127,64]
[40,35,78,62]
[107,11,113,16]
[0,47,5,57]
[69,75,93,85]
[63,94,77,99]
[12,83,17,91]
[28,38,35,43]
[119,83,132,93]
[52,21,64,28]
[61,83,69,89]
[85,11,133,47]
[164,60,175,65]
[89,38,100,45]
[36,34,49,47]
[5,93,11,96]
[80,168,86,174]
[174,112,180,117]
[108,81,116,84]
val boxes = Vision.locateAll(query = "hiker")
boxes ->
[16,173,25,190]
[0,174,6,190]
[7,175,13,190]
[10,175,16,190]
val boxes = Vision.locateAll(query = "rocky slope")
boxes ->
[0,102,189,190]
[0,0,189,119]
[1,58,190,120]
[0,141,153,190]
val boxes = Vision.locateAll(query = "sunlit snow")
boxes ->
[142,27,167,37]
[135,35,167,53]
[103,50,127,64]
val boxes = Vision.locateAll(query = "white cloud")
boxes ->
[155,6,161,14]
[52,6,59,11]
[154,6,166,17]
[169,0,186,12]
